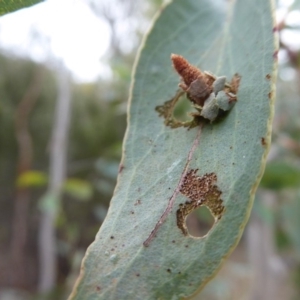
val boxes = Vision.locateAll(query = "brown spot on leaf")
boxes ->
[268,91,272,99]
[167,268,172,273]
[118,164,124,173]
[177,169,224,235]
[273,50,278,60]
[110,236,114,239]
[227,73,241,94]
[136,273,140,277]
[96,286,101,292]
[134,199,141,206]
[261,137,267,146]
[266,74,271,80]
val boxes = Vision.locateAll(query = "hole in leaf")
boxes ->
[185,205,215,237]
[172,94,194,122]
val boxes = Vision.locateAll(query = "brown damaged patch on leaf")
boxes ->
[261,137,267,146]
[134,199,141,206]
[118,164,124,173]
[268,91,272,99]
[155,90,201,129]
[156,54,241,127]
[177,169,224,235]
[227,73,241,95]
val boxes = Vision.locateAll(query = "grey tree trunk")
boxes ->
[38,63,71,292]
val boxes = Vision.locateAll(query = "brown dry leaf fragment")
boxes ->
[228,73,241,94]
[186,77,212,106]
[168,54,241,123]
[171,54,202,86]
[171,54,213,106]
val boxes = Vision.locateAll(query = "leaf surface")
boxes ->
[70,0,277,299]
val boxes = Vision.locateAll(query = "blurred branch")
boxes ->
[89,0,138,56]
[38,63,72,293]
[10,66,43,287]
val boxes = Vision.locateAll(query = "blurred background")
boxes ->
[0,0,299,299]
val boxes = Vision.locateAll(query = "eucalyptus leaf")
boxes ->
[0,0,41,16]
[69,0,277,299]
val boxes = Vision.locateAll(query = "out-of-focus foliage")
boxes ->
[281,193,300,257]
[63,178,93,201]
[0,53,126,292]
[16,170,48,187]
[261,161,300,190]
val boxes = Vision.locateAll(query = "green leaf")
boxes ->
[0,0,41,16]
[69,0,277,299]
[63,178,93,201]
[16,170,47,188]
[260,161,300,190]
